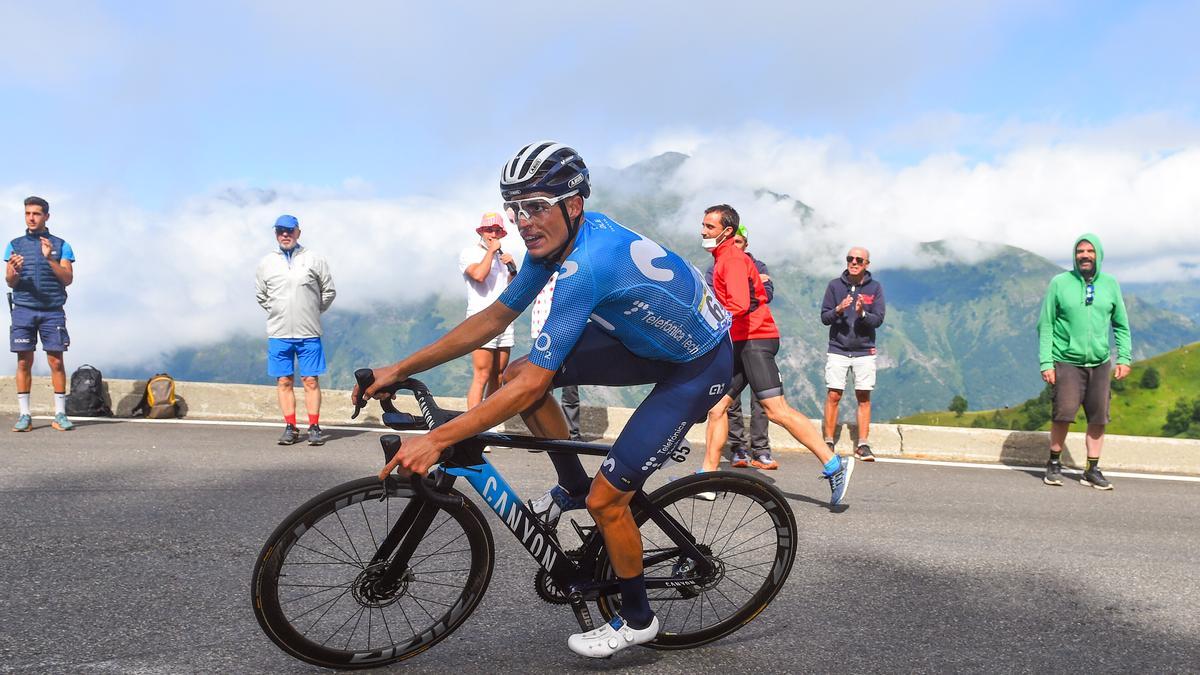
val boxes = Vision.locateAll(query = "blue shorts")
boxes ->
[553,324,733,491]
[267,337,327,378]
[10,306,70,352]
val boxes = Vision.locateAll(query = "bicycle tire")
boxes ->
[594,471,798,649]
[251,476,494,669]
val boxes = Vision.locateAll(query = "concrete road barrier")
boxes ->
[3,375,1197,475]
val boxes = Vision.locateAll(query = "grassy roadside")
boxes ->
[895,342,1200,438]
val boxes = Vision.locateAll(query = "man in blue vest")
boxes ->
[5,196,76,432]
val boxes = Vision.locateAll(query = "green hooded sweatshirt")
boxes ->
[1037,233,1132,371]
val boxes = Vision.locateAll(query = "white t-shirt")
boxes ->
[458,241,512,314]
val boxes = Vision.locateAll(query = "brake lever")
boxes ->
[351,368,374,420]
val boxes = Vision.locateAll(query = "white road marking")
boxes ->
[34,416,1200,483]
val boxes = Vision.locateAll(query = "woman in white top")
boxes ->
[458,212,517,409]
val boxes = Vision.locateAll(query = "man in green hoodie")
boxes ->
[1036,233,1132,490]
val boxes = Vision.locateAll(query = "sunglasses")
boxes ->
[846,256,867,264]
[1085,283,1095,306]
[503,192,577,223]
[275,228,295,236]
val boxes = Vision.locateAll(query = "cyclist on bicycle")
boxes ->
[357,141,734,658]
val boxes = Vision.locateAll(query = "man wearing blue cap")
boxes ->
[255,215,337,445]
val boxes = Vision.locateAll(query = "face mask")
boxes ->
[701,236,719,250]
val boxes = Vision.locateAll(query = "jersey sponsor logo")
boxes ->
[557,260,579,280]
[601,457,616,474]
[534,332,552,352]
[708,383,725,396]
[622,301,704,356]
[630,236,674,282]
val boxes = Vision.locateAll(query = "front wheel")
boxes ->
[595,471,798,649]
[251,476,494,669]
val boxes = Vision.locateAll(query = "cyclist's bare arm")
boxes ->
[360,301,520,400]
[380,358,557,478]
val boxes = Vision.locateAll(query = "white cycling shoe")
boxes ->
[567,614,660,658]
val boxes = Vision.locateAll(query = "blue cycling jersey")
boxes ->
[499,211,732,371]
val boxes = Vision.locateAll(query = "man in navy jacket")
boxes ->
[820,247,885,461]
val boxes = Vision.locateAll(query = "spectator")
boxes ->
[459,213,517,411]
[704,224,773,467]
[1037,233,1131,490]
[819,246,886,461]
[530,271,582,441]
[255,215,336,446]
[6,196,76,432]
[700,204,853,504]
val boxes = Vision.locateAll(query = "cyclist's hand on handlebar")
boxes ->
[378,433,446,481]
[350,365,404,406]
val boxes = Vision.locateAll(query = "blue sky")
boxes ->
[3,1,1199,369]
[3,1,1196,203]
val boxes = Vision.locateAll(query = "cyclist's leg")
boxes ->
[585,337,732,628]
[520,325,679,497]
[503,356,588,497]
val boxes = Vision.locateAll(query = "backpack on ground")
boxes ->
[65,364,113,417]
[132,373,179,419]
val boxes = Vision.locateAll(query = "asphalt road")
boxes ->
[1,418,1198,674]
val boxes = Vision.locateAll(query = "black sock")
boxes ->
[1049,450,1062,464]
[618,574,653,629]
[1087,457,1099,471]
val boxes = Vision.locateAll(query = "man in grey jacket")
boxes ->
[255,215,336,445]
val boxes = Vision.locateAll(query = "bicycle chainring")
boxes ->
[534,549,583,604]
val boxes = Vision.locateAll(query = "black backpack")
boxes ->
[65,364,113,417]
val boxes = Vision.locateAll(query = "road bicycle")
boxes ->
[251,370,799,669]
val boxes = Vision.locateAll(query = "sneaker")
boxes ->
[823,455,855,506]
[693,470,717,501]
[730,449,751,468]
[307,424,325,446]
[750,452,779,470]
[567,614,660,658]
[854,443,875,462]
[1043,461,1063,486]
[277,424,301,445]
[11,414,32,432]
[52,413,75,431]
[1080,466,1113,490]
[528,485,587,528]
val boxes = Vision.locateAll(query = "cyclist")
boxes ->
[357,141,733,658]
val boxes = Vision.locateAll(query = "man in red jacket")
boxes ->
[699,204,853,505]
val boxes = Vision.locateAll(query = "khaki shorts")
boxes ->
[825,353,877,391]
[1052,361,1112,424]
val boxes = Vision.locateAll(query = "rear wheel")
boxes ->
[595,471,798,649]
[251,476,494,669]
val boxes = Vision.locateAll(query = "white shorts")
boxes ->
[825,353,877,391]
[469,311,515,350]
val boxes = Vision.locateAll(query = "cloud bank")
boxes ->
[4,119,1199,373]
